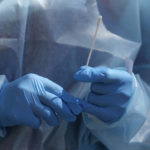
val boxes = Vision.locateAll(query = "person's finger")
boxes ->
[39,76,63,96]
[87,93,110,107]
[23,113,41,129]
[74,66,109,83]
[88,92,129,107]
[88,93,118,107]
[91,83,117,94]
[61,90,82,115]
[40,92,76,122]
[79,99,124,123]
[41,106,59,126]
[35,76,82,115]
[30,94,59,126]
[20,91,41,128]
[74,66,131,83]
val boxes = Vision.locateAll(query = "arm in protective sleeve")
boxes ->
[79,0,150,149]
[82,74,150,150]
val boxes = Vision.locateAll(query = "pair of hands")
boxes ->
[0,66,134,128]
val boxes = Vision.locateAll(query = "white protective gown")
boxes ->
[0,0,150,150]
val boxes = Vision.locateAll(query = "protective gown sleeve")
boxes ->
[82,74,150,150]
[0,75,8,138]
[82,0,150,150]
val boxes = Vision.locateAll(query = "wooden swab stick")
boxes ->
[77,16,102,97]
[86,16,102,66]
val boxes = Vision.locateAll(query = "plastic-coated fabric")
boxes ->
[74,66,134,123]
[0,0,150,150]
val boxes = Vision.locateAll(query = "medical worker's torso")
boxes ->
[0,0,147,149]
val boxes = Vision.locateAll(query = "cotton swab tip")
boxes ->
[97,16,102,25]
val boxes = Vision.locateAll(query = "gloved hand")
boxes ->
[74,66,134,123]
[0,74,82,128]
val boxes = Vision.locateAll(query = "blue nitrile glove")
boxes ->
[0,74,82,128]
[74,66,134,123]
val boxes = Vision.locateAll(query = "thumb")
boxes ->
[79,99,121,123]
[74,66,107,83]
